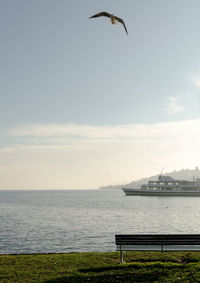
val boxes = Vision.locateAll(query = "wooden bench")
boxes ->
[115,234,200,263]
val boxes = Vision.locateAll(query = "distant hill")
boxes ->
[99,167,200,190]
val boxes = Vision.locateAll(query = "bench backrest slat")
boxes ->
[115,234,200,246]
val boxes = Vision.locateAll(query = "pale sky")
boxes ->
[1,1,200,189]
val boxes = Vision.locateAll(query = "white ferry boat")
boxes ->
[122,175,200,196]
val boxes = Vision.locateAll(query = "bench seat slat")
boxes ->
[116,244,200,251]
[116,240,200,244]
[164,245,200,251]
[116,245,163,251]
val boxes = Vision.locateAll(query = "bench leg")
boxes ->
[120,250,124,263]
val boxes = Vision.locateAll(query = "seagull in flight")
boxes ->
[89,12,128,35]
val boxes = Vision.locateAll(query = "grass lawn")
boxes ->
[1,251,200,282]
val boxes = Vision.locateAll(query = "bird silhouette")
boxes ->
[89,12,128,35]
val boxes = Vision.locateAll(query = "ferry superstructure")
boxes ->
[122,175,200,196]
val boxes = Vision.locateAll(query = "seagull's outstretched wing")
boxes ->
[89,12,111,19]
[115,16,128,35]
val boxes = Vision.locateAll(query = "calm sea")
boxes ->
[1,189,200,254]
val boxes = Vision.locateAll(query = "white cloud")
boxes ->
[166,97,184,114]
[187,73,200,98]
[7,121,194,141]
[190,75,200,89]
[1,120,200,189]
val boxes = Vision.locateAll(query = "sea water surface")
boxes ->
[1,189,200,254]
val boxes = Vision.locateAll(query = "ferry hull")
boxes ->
[122,188,200,196]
